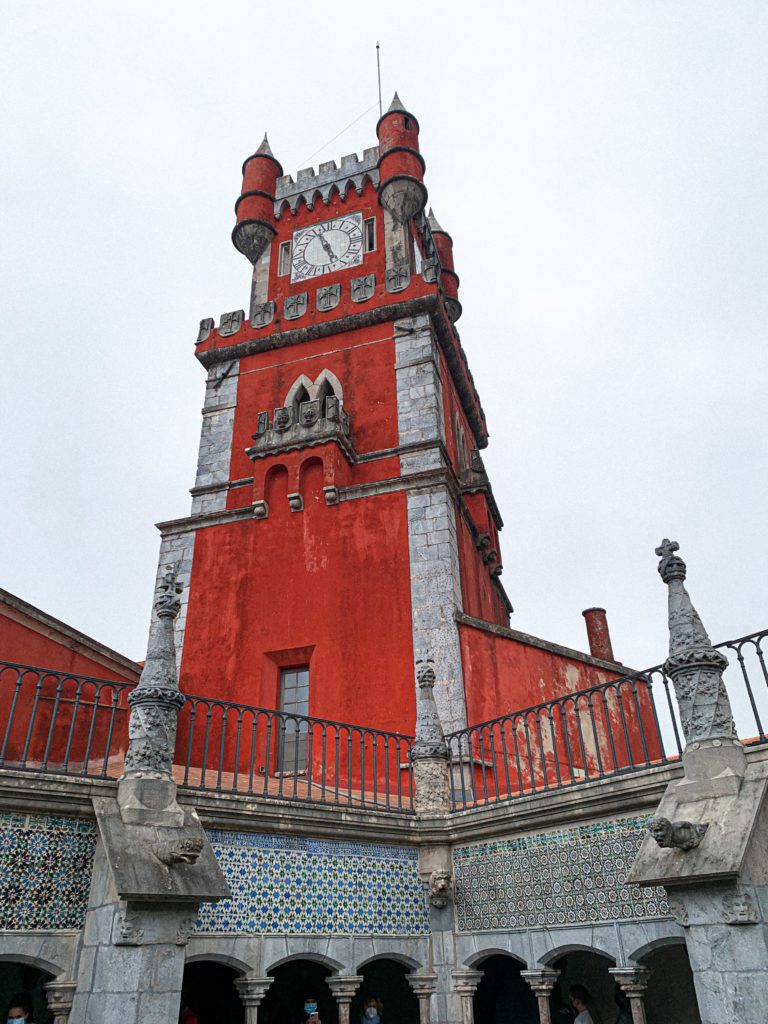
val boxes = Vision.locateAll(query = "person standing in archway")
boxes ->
[299,994,322,1024]
[359,996,382,1024]
[569,985,602,1024]
[6,993,34,1023]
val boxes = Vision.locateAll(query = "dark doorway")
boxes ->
[472,955,538,1024]
[261,959,334,1024]
[352,959,419,1024]
[180,961,244,1024]
[640,943,701,1024]
[0,963,53,1024]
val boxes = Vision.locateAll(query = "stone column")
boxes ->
[609,967,650,1024]
[451,969,483,1024]
[629,540,768,1024]
[407,971,437,1024]
[234,976,273,1024]
[44,980,77,1024]
[520,969,559,1024]
[327,975,363,1024]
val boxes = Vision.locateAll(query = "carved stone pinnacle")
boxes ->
[411,657,448,761]
[655,539,737,746]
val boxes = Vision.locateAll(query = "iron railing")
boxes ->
[0,661,414,812]
[446,628,768,809]
[1,627,766,813]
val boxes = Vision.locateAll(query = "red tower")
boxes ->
[153,95,621,752]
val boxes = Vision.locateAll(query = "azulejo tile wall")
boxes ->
[197,831,430,935]
[453,815,669,931]
[0,812,96,930]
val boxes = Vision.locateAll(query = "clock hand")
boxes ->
[319,236,337,261]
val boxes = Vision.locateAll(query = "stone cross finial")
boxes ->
[656,538,687,583]
[122,565,185,779]
[655,539,736,745]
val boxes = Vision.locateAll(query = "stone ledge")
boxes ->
[456,611,630,674]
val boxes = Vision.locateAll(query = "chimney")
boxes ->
[582,607,615,662]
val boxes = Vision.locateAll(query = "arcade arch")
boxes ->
[471,953,538,1024]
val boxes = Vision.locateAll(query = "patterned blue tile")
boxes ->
[453,815,669,931]
[0,812,96,930]
[197,831,430,936]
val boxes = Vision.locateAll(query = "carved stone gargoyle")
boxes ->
[152,835,204,867]
[429,868,453,908]
[648,816,708,852]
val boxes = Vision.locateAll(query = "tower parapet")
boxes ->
[275,148,380,216]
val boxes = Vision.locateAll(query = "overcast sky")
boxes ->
[2,2,766,681]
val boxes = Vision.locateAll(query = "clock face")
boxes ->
[290,213,364,283]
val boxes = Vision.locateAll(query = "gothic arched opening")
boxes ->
[0,962,54,1024]
[352,958,419,1024]
[549,949,616,1023]
[261,959,334,1024]
[639,942,701,1023]
[180,960,244,1024]
[472,954,538,1024]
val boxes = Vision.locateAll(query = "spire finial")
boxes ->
[427,208,444,234]
[388,91,406,113]
[256,133,274,158]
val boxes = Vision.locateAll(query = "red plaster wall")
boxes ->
[227,323,401,509]
[0,610,138,682]
[0,606,138,775]
[181,488,415,732]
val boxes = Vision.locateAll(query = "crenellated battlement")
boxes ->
[275,146,380,215]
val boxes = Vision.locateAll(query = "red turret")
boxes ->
[428,208,462,322]
[376,93,427,224]
[232,134,283,264]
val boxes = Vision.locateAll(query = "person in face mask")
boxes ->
[6,993,33,1023]
[301,995,321,1024]
[360,997,382,1024]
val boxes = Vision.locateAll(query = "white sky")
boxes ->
[1,1,766,673]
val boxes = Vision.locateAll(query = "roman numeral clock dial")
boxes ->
[290,213,364,283]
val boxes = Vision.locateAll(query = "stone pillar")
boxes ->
[521,969,559,1024]
[451,970,483,1024]
[629,540,768,1024]
[609,968,650,1024]
[327,975,363,1024]
[234,976,273,1024]
[44,980,77,1024]
[407,972,437,1024]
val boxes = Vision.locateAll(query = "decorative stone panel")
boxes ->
[0,813,96,929]
[196,832,430,936]
[453,816,669,931]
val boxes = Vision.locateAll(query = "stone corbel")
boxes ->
[520,969,559,1024]
[451,969,484,1024]
[327,975,364,1024]
[406,972,437,1024]
[609,967,650,1024]
[44,980,77,1024]
[234,976,273,1024]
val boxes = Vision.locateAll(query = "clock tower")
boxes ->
[151,94,585,744]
